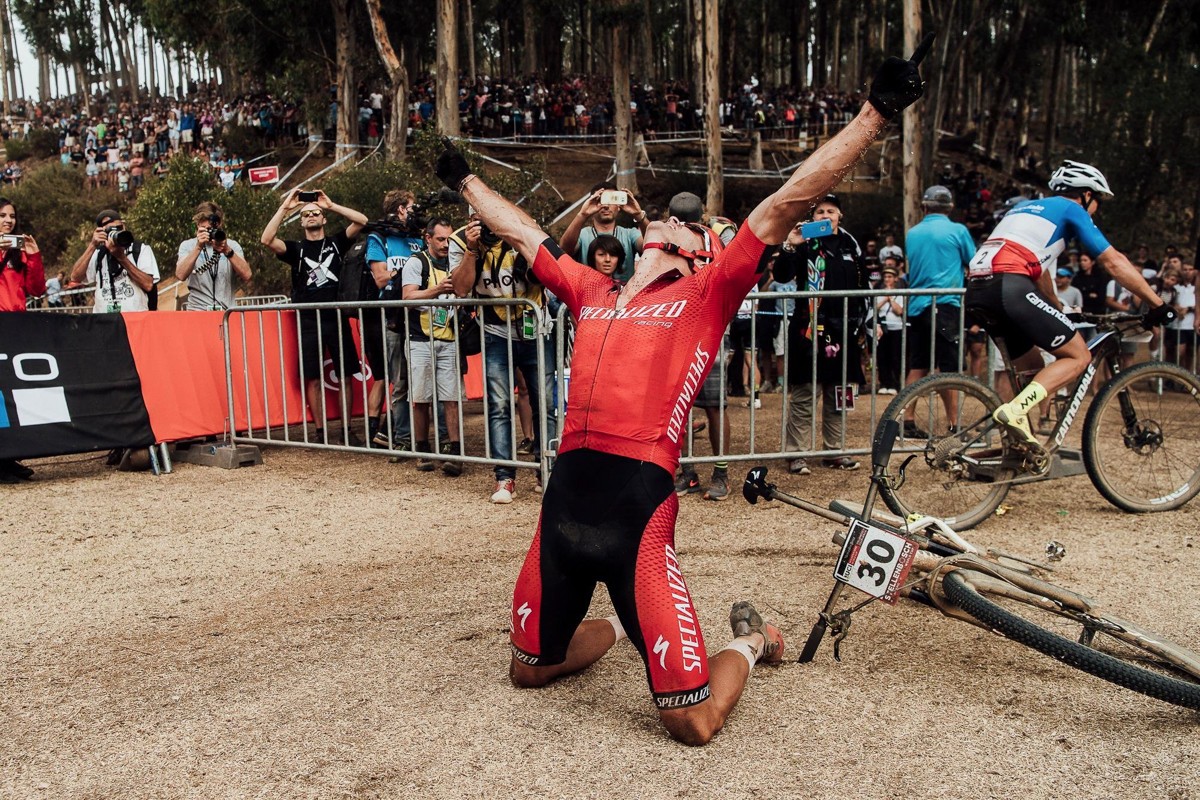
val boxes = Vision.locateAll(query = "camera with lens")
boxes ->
[479,222,501,248]
[0,234,25,250]
[206,213,227,243]
[106,226,134,249]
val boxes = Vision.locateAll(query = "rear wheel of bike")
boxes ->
[878,373,1014,530]
[1082,362,1200,513]
[943,569,1200,710]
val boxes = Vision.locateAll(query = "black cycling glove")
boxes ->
[868,33,935,119]
[1143,303,1177,330]
[435,137,472,192]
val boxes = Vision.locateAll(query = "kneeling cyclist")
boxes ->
[965,160,1174,450]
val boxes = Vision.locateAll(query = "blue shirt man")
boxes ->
[904,185,977,381]
[905,210,976,317]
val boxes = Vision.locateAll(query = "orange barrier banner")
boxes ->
[124,310,482,442]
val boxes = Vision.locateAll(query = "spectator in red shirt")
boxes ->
[0,197,46,483]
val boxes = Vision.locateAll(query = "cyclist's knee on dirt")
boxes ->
[509,658,554,688]
[659,703,723,746]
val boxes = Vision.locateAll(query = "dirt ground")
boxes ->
[2,394,1199,799]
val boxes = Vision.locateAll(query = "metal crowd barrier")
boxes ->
[222,297,553,478]
[221,285,1200,480]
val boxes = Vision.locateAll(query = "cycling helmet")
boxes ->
[921,185,954,209]
[1048,160,1112,196]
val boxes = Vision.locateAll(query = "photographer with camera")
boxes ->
[176,201,252,311]
[261,188,368,445]
[362,189,428,450]
[450,212,553,503]
[0,198,45,484]
[70,209,160,314]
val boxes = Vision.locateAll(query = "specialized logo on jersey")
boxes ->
[653,635,670,670]
[515,601,533,632]
[654,685,711,709]
[577,299,687,323]
[663,545,704,673]
[665,343,712,444]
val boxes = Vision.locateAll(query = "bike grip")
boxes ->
[909,32,936,66]
[873,418,900,468]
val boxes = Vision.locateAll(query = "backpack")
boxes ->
[337,226,386,303]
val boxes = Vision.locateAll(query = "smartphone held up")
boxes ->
[599,190,628,207]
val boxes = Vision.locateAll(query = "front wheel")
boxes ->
[943,569,1200,710]
[878,373,1014,531]
[1082,362,1200,513]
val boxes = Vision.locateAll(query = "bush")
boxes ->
[29,128,60,159]
[3,137,29,161]
[5,163,125,270]
[218,125,268,161]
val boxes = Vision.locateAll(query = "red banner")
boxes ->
[247,166,279,185]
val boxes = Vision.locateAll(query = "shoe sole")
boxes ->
[823,462,860,471]
[703,491,729,501]
[675,485,702,496]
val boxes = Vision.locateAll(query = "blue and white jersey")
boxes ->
[969,196,1110,281]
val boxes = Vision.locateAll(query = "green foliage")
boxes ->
[28,128,61,159]
[216,126,268,162]
[3,138,30,161]
[4,163,124,270]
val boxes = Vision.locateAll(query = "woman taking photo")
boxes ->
[0,196,45,484]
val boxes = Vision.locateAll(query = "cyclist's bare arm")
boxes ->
[744,105,888,244]
[1098,246,1165,309]
[459,179,545,266]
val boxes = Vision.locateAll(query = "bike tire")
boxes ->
[878,373,1013,531]
[942,569,1200,710]
[1082,362,1200,513]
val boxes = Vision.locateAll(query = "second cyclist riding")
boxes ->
[877,311,1200,530]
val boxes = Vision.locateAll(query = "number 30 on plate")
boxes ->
[833,520,918,604]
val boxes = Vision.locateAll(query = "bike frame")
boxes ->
[993,321,1129,456]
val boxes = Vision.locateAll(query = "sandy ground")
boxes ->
[2,395,1199,799]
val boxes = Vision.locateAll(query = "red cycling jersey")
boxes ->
[532,228,770,474]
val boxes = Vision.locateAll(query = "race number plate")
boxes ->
[833,520,918,604]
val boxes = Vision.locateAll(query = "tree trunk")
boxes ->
[612,13,637,195]
[1040,36,1063,167]
[365,0,410,158]
[704,0,722,215]
[690,0,704,109]
[38,49,49,105]
[0,0,9,117]
[901,0,924,233]
[332,0,358,152]
[461,0,476,81]
[830,0,842,90]
[436,0,460,137]
[640,0,654,81]
[522,0,536,75]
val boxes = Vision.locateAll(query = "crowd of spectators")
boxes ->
[395,72,866,141]
[1,84,309,196]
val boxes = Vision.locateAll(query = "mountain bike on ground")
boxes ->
[741,418,1200,711]
[874,311,1200,530]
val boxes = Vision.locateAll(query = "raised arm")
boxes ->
[435,141,547,266]
[261,189,299,255]
[745,34,936,245]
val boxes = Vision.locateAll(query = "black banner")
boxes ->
[0,313,155,460]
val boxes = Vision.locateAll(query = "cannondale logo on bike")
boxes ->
[1055,364,1096,447]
